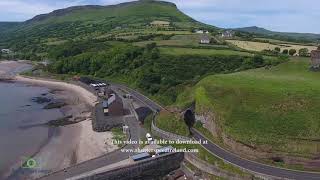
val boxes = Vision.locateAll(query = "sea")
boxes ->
[0,82,63,178]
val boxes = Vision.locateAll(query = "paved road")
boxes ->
[112,83,320,180]
[111,84,163,112]
[191,129,320,180]
[42,81,320,180]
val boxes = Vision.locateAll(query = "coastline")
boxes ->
[15,76,118,179]
[0,61,118,179]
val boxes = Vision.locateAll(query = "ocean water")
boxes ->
[0,82,63,178]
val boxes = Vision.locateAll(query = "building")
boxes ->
[200,35,210,44]
[1,49,11,54]
[311,47,320,70]
[103,93,124,116]
[150,21,170,27]
[221,30,234,38]
[195,30,203,34]
[195,30,209,34]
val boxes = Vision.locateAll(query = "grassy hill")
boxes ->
[177,57,320,158]
[236,26,320,43]
[26,1,195,25]
[0,0,214,44]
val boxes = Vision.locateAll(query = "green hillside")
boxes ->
[177,57,320,157]
[27,1,195,25]
[0,22,21,32]
[0,0,213,44]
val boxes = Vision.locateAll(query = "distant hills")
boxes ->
[236,26,320,42]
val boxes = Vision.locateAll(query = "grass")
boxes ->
[227,40,317,53]
[192,57,320,156]
[159,47,253,56]
[170,142,248,177]
[134,34,228,48]
[184,161,227,180]
[154,111,249,176]
[143,114,153,133]
[156,110,190,137]
[111,127,127,148]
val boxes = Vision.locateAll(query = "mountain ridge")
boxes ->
[26,0,178,24]
[236,26,320,42]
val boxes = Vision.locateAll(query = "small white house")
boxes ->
[200,35,210,44]
[221,30,234,38]
[196,30,204,34]
[1,49,11,54]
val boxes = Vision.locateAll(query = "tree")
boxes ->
[253,54,264,66]
[274,47,281,52]
[146,42,156,51]
[289,49,297,56]
[282,49,288,54]
[299,48,309,57]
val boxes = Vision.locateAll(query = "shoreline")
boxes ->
[0,61,118,179]
[15,75,98,107]
[14,76,118,179]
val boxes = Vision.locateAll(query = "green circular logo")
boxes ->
[26,158,37,168]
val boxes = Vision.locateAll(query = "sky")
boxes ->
[0,0,319,34]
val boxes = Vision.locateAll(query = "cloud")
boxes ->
[0,0,319,33]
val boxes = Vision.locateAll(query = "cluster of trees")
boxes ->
[273,47,310,57]
[47,39,283,104]
[105,33,174,43]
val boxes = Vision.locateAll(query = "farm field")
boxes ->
[159,47,252,56]
[227,40,317,53]
[254,38,315,46]
[188,57,320,157]
[134,34,225,48]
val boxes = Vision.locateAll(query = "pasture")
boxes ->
[192,57,320,156]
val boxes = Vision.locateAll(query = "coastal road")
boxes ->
[111,84,163,112]
[111,83,320,180]
[41,80,320,180]
[192,129,320,180]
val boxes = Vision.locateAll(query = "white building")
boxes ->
[200,35,210,44]
[221,30,234,38]
[196,30,204,34]
[1,49,11,54]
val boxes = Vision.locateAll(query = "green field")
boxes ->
[178,57,320,157]
[156,111,189,136]
[134,34,226,48]
[159,47,253,56]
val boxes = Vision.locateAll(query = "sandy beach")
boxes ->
[0,61,118,179]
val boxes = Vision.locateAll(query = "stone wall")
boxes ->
[185,153,251,180]
[73,152,184,180]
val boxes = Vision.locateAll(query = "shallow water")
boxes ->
[0,82,63,178]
